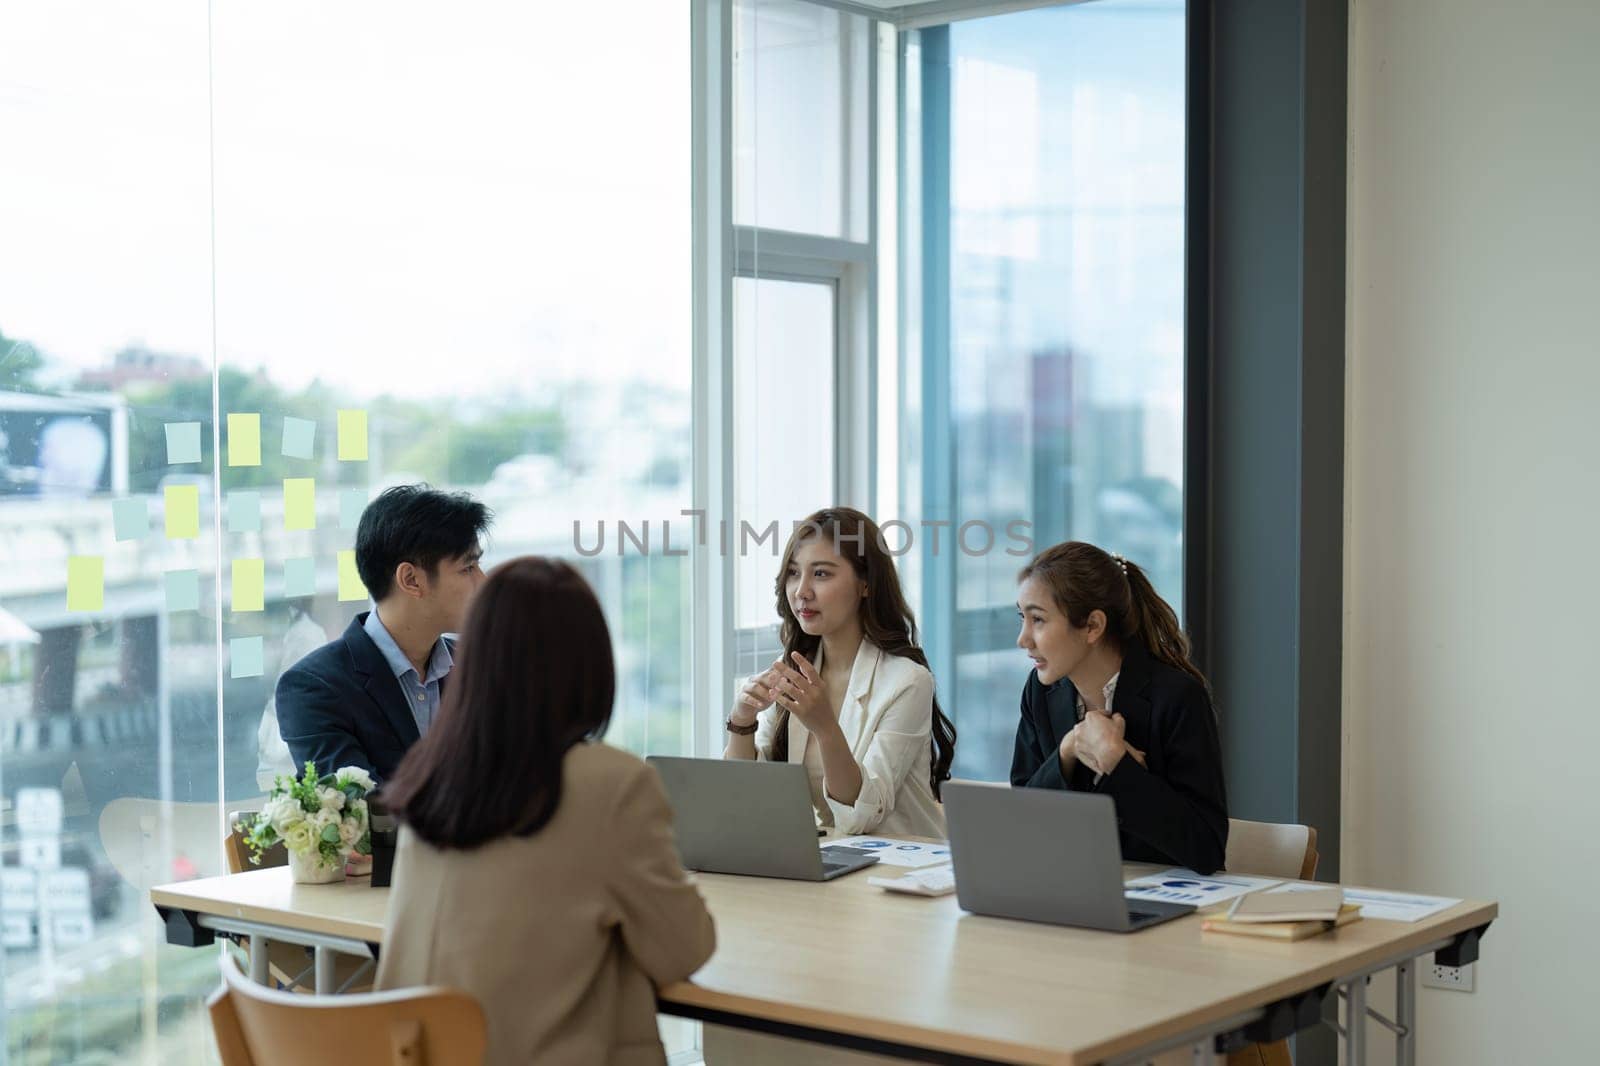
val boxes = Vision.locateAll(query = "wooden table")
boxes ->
[152,863,1495,1065]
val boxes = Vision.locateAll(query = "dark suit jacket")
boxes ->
[275,613,454,785]
[1009,645,1229,874]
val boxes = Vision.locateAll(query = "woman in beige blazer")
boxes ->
[376,557,715,1066]
[724,507,956,840]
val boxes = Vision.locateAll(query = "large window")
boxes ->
[1,3,692,1061]
[725,0,875,687]
[901,0,1189,781]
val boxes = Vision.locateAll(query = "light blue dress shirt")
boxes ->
[363,610,453,736]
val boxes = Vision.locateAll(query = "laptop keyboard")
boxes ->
[821,845,874,872]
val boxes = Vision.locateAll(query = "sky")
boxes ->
[0,1,693,399]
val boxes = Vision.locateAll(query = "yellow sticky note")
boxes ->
[228,413,262,467]
[283,478,317,531]
[66,556,104,612]
[337,549,368,602]
[337,409,368,462]
[164,484,201,539]
[232,557,265,613]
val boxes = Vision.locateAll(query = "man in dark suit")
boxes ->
[275,485,492,784]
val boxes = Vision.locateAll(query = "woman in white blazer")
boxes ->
[723,507,955,840]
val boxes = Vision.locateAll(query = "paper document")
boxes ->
[1272,882,1460,923]
[829,837,952,868]
[1124,869,1282,907]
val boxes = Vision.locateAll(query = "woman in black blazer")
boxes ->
[1010,542,1228,874]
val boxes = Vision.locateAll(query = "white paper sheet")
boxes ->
[1272,882,1460,923]
[1123,868,1283,906]
[828,837,953,868]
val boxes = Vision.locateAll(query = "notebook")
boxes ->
[1202,903,1363,941]
[1225,886,1344,923]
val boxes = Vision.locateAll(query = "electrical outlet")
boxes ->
[1422,960,1475,992]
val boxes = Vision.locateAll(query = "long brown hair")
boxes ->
[768,508,957,798]
[382,556,615,849]
[1018,541,1208,690]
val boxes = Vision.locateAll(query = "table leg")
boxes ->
[314,946,335,994]
[248,934,268,985]
[1343,978,1367,1066]
[1396,959,1417,1066]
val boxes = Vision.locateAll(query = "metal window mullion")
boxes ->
[692,0,737,762]
[863,10,881,514]
[734,225,870,264]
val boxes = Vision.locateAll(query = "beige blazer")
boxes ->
[754,639,945,839]
[375,742,716,1066]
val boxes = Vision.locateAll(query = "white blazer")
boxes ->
[753,639,946,839]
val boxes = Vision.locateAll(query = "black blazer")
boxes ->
[1009,645,1228,874]
[275,613,454,785]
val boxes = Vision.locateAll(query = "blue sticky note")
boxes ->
[283,556,316,598]
[165,422,202,465]
[339,488,368,530]
[226,491,262,534]
[112,498,150,542]
[281,417,316,460]
[230,636,265,679]
[164,569,201,613]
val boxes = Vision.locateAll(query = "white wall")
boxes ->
[1344,1,1600,1062]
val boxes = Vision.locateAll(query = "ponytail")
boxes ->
[1122,560,1208,690]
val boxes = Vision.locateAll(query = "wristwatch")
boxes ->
[724,717,758,736]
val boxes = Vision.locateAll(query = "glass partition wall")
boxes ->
[2,3,692,1061]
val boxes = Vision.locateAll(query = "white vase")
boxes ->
[288,848,347,885]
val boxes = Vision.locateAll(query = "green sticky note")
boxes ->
[281,417,316,460]
[165,422,202,465]
[226,490,262,534]
[283,556,316,598]
[164,485,201,540]
[336,409,368,461]
[228,413,262,467]
[232,557,265,612]
[339,487,368,530]
[230,636,265,679]
[112,498,150,542]
[283,478,316,531]
[164,569,201,613]
[337,549,367,602]
[66,556,104,612]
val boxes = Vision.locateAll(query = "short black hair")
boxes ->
[355,485,492,601]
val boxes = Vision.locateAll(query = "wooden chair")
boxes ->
[226,810,372,995]
[1222,819,1321,1066]
[208,953,486,1066]
[1226,819,1319,881]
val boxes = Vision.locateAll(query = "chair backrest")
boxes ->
[208,953,486,1066]
[225,810,287,875]
[1226,818,1319,881]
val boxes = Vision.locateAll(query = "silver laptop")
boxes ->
[647,757,880,881]
[943,781,1195,932]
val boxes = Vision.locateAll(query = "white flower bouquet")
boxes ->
[246,762,375,883]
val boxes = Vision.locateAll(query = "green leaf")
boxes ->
[320,824,341,843]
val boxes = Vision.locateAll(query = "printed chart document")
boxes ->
[1273,882,1460,922]
[1124,869,1282,907]
[830,837,952,869]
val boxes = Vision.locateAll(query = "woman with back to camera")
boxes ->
[377,556,714,1066]
[723,506,955,839]
[1011,541,1228,873]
